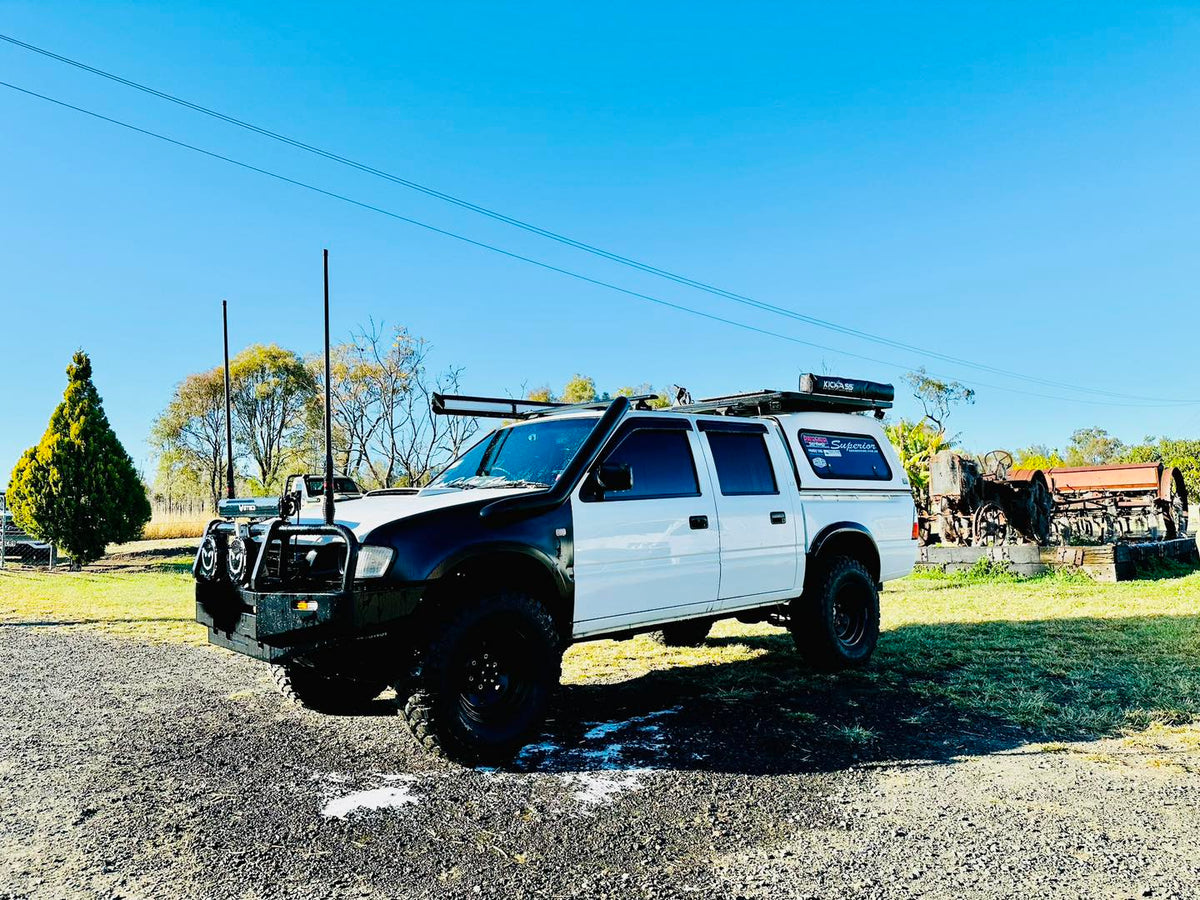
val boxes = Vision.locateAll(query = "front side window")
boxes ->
[705,431,779,495]
[431,417,597,488]
[798,430,892,481]
[600,428,700,500]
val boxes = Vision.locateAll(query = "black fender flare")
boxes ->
[806,522,881,585]
[424,541,574,641]
[427,541,572,604]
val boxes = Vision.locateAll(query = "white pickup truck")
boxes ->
[194,374,917,764]
[216,473,363,521]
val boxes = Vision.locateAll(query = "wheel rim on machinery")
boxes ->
[974,501,1009,546]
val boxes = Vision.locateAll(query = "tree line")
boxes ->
[153,323,671,511]
[152,324,479,508]
[884,371,1200,509]
[1014,428,1200,504]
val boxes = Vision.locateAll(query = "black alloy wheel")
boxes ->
[831,580,871,651]
[402,589,562,765]
[789,555,881,671]
[456,627,540,732]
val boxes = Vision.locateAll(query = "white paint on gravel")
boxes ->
[307,709,682,819]
[516,707,680,771]
[563,769,650,807]
[511,707,681,812]
[313,772,421,819]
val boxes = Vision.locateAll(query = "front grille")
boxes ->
[250,536,345,591]
[261,539,283,582]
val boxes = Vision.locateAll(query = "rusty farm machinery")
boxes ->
[921,451,1188,548]
[1040,462,1188,545]
[923,450,1051,547]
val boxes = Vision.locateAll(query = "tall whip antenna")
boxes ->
[222,299,235,500]
[322,249,335,526]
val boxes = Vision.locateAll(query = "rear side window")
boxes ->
[602,429,700,500]
[705,431,779,496]
[798,430,892,481]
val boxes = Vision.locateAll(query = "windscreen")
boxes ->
[431,417,597,488]
[305,477,360,495]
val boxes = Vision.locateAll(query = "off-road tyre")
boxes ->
[402,589,562,765]
[271,663,385,714]
[649,618,714,647]
[789,556,880,671]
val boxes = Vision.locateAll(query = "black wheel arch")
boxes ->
[807,522,882,586]
[425,543,574,644]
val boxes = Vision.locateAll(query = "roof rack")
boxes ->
[671,374,894,417]
[433,374,891,421]
[432,392,659,420]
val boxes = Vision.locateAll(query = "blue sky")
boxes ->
[3,2,1200,485]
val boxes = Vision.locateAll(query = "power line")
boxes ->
[0,77,1190,411]
[0,32,1183,405]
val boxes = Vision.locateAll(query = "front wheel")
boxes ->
[789,556,880,671]
[402,589,562,765]
[271,663,385,713]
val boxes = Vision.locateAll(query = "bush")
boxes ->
[7,351,151,566]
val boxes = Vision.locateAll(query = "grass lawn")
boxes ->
[0,555,200,644]
[2,559,1198,739]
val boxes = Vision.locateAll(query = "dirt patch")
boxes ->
[92,539,197,573]
[0,539,196,575]
[3,627,1199,899]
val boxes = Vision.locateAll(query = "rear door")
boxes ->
[570,418,720,637]
[697,420,799,605]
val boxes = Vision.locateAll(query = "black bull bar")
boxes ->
[193,519,420,662]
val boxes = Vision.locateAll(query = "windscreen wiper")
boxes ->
[438,478,481,490]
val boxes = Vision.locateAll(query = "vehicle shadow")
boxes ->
[518,613,1200,776]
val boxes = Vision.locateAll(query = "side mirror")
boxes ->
[595,461,633,494]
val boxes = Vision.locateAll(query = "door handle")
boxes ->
[689,515,709,530]
[770,511,787,525]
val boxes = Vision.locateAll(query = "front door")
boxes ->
[570,419,720,638]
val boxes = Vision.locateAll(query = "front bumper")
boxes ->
[196,582,424,662]
[193,517,422,662]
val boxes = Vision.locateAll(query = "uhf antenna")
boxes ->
[222,300,235,499]
[322,249,335,526]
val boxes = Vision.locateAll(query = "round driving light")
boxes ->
[226,537,249,584]
[197,535,222,582]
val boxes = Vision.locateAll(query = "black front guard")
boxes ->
[194,518,420,662]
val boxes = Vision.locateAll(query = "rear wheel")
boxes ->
[789,556,880,671]
[402,589,562,765]
[649,618,714,647]
[271,663,385,713]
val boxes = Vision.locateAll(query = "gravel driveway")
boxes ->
[2,627,1198,900]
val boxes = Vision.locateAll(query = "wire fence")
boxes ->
[0,491,213,569]
[0,492,57,569]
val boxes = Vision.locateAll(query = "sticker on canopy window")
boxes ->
[799,430,892,481]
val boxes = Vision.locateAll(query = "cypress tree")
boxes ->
[8,351,151,566]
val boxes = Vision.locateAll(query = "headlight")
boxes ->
[226,537,249,584]
[196,535,222,582]
[354,545,395,579]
